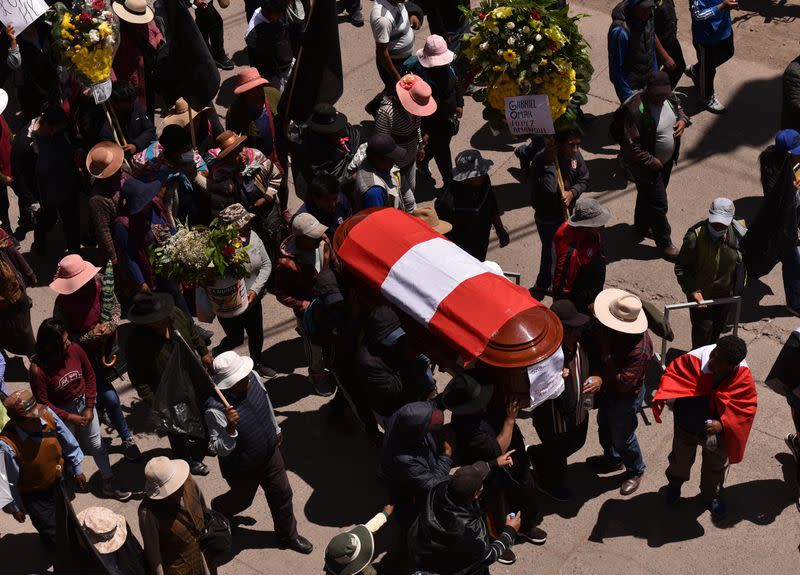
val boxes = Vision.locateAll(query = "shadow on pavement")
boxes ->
[738,277,792,323]
[0,532,54,572]
[539,461,628,520]
[261,336,307,374]
[268,373,317,409]
[735,0,800,24]
[469,122,518,153]
[603,223,662,263]
[683,76,782,162]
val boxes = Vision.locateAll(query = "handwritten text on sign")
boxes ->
[0,0,48,35]
[504,95,555,136]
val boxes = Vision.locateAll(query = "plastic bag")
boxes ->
[195,287,216,323]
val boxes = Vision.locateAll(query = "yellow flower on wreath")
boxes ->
[98,21,113,38]
[502,49,517,63]
[491,6,514,19]
[544,25,568,49]
[487,73,520,111]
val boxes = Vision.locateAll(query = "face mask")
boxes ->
[707,223,726,240]
[180,150,195,164]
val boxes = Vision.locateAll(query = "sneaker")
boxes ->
[101,480,132,502]
[700,94,725,114]
[665,483,681,507]
[255,364,278,381]
[215,56,235,71]
[785,433,800,461]
[122,438,141,462]
[536,483,573,502]
[349,9,364,26]
[497,547,516,565]
[517,525,547,545]
[189,461,210,476]
[708,497,727,521]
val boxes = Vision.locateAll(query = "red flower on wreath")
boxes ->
[548,40,558,53]
[91,0,105,11]
[478,11,487,20]
[530,9,542,20]
[223,245,236,257]
[78,12,93,23]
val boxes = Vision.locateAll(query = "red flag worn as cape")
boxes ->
[652,345,757,464]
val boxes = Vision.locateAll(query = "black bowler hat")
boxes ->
[128,292,175,325]
[550,299,590,329]
[441,372,494,415]
[308,103,348,135]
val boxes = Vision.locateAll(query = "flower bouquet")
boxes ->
[50,0,119,102]
[460,0,593,133]
[151,221,252,317]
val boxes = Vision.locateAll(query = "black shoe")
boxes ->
[497,547,516,565]
[586,454,624,473]
[189,461,210,476]
[255,364,278,381]
[517,525,547,545]
[278,535,313,554]
[349,10,364,26]
[215,56,235,71]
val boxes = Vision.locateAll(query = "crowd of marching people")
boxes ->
[0,0,798,574]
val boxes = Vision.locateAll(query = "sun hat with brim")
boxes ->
[3,389,42,420]
[417,34,455,68]
[413,206,452,235]
[292,212,327,239]
[128,292,175,325]
[0,88,8,116]
[214,131,248,161]
[213,351,255,390]
[163,98,212,128]
[218,203,255,229]
[144,456,190,500]
[308,103,348,135]
[594,288,648,335]
[233,67,270,95]
[396,74,438,117]
[452,149,494,182]
[550,299,590,328]
[441,373,494,415]
[77,507,128,555]
[50,254,101,295]
[707,197,735,226]
[568,197,611,228]
[121,178,162,215]
[86,141,124,179]
[325,525,374,575]
[112,0,154,24]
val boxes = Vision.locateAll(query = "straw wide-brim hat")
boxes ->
[233,67,270,95]
[395,74,437,117]
[163,98,212,128]
[0,89,8,116]
[594,288,648,335]
[112,0,154,24]
[86,141,124,179]
[413,206,452,235]
[214,130,248,161]
[77,506,128,554]
[144,456,191,500]
[49,254,101,295]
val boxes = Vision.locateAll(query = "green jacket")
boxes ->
[674,220,744,298]
[125,308,210,406]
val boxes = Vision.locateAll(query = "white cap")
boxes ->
[708,197,734,226]
[292,212,327,239]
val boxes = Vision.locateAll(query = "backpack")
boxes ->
[0,258,23,310]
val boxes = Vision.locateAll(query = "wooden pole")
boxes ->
[102,103,132,171]
[188,105,197,149]
[108,105,128,147]
[213,385,231,408]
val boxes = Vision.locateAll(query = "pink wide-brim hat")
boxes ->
[49,254,101,295]
[233,67,270,95]
[417,34,455,68]
[396,74,437,117]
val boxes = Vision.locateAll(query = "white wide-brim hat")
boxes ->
[144,456,191,500]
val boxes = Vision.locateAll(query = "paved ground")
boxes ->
[2,1,800,574]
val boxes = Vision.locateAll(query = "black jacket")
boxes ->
[530,149,590,222]
[381,401,453,503]
[246,19,294,78]
[98,102,156,153]
[409,479,516,575]
[354,339,421,418]
[782,56,800,131]
[609,1,655,92]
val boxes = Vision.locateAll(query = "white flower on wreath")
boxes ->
[535,33,542,42]
[526,44,534,54]
[508,37,516,46]
[103,35,115,46]
[522,25,530,33]
[491,26,500,34]
[506,21,515,29]
[480,42,489,50]
[88,29,100,43]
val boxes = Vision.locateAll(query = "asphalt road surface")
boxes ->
[1,1,800,574]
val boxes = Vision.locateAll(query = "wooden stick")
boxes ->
[102,102,132,171]
[188,105,197,149]
[213,385,231,409]
[108,104,128,147]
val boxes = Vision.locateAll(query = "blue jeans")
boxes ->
[535,220,561,290]
[90,353,133,442]
[596,385,646,476]
[63,395,114,479]
[782,246,800,310]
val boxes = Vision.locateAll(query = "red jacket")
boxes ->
[551,222,606,310]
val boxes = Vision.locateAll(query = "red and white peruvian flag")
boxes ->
[337,208,541,362]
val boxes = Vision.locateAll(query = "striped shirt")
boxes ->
[375,96,422,143]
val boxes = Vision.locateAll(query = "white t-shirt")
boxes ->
[370,0,414,59]
[650,102,677,165]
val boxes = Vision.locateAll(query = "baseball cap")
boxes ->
[292,212,327,239]
[708,197,735,226]
[775,129,800,155]
[448,461,490,502]
[367,134,405,162]
[646,70,672,98]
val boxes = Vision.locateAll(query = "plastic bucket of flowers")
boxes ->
[150,221,251,317]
